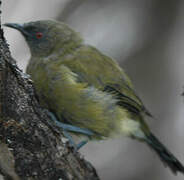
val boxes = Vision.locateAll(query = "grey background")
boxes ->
[2,0,184,179]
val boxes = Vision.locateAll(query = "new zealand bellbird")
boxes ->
[4,20,184,174]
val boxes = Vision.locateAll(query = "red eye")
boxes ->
[36,32,43,39]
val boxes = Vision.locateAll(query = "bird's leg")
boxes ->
[47,111,92,150]
[47,111,94,136]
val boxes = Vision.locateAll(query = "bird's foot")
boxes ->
[63,130,88,151]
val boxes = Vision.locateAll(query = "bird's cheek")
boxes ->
[38,41,50,50]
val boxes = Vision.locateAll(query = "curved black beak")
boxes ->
[3,23,31,37]
[4,23,24,31]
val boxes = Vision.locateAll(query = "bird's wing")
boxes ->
[103,85,151,116]
[61,45,152,117]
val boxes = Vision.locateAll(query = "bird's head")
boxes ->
[4,20,83,57]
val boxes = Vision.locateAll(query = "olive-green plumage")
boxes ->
[5,20,184,174]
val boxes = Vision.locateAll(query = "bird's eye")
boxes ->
[36,32,43,39]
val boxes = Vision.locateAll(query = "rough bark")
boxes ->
[0,3,99,180]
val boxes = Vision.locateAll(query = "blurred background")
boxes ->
[2,0,184,179]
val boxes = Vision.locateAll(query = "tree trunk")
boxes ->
[0,2,99,180]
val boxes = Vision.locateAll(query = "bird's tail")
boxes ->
[145,132,184,174]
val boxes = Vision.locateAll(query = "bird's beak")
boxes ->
[3,23,31,37]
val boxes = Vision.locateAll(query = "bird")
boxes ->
[4,20,184,174]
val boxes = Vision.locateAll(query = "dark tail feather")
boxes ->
[145,133,184,174]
